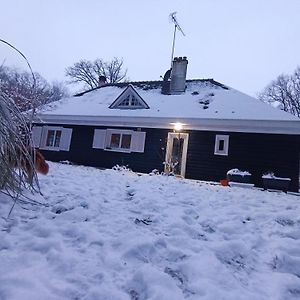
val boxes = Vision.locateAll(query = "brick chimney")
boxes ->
[98,76,107,87]
[170,57,188,94]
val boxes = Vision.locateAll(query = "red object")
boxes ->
[34,150,49,175]
[220,179,229,186]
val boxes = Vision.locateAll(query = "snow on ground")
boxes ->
[0,162,300,300]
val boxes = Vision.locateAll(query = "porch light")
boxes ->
[173,122,183,132]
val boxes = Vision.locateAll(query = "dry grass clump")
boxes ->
[0,92,39,203]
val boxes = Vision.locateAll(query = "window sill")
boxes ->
[214,151,228,156]
[42,146,60,151]
[104,147,131,153]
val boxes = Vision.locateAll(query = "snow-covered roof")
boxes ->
[36,79,300,134]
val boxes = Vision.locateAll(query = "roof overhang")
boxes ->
[34,114,300,135]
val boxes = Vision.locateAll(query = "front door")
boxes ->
[165,132,189,177]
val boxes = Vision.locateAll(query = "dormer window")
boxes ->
[119,94,141,107]
[109,84,149,110]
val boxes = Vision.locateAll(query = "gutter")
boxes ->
[35,114,300,135]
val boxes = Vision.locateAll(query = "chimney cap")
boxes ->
[173,56,188,62]
[99,75,107,82]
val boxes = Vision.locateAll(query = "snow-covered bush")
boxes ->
[163,161,178,176]
[262,172,291,181]
[227,169,252,176]
[149,169,160,176]
[227,169,252,184]
[59,160,73,165]
[262,172,291,192]
[112,164,132,172]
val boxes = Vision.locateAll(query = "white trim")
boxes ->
[214,134,229,156]
[105,129,133,152]
[31,126,43,148]
[40,126,63,151]
[35,114,300,135]
[92,129,147,153]
[165,132,189,177]
[131,131,146,152]
[93,129,106,149]
[109,85,149,109]
[39,126,72,151]
[60,128,73,151]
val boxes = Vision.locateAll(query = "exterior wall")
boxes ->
[39,124,168,174]
[36,123,300,192]
[185,131,300,192]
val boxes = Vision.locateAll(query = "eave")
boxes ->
[34,114,300,135]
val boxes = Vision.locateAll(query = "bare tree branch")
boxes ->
[65,57,127,90]
[0,66,68,112]
[258,67,300,118]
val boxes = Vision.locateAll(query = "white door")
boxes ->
[165,132,189,177]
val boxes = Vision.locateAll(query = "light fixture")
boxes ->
[173,122,183,132]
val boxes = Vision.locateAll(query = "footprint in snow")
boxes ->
[164,267,185,285]
[201,223,215,233]
[126,189,135,201]
[276,218,295,226]
[51,205,72,214]
[134,218,152,225]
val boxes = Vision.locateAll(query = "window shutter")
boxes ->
[60,128,73,151]
[131,131,146,153]
[93,129,107,149]
[31,126,43,148]
[39,126,49,150]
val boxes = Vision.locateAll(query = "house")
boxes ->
[32,57,300,192]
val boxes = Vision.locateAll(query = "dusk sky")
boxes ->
[1,0,299,96]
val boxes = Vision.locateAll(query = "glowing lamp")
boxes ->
[173,122,183,132]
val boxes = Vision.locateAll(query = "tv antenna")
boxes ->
[169,12,185,68]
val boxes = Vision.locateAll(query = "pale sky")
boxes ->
[1,0,299,96]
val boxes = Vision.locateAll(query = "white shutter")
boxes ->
[93,129,107,149]
[39,126,50,150]
[60,128,73,151]
[31,126,43,148]
[131,131,146,153]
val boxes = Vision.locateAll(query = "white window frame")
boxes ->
[92,129,146,153]
[109,85,149,110]
[118,94,142,108]
[33,126,73,152]
[44,128,63,150]
[165,132,189,177]
[214,135,229,156]
[105,129,133,153]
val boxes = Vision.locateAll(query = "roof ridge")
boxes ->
[74,78,228,97]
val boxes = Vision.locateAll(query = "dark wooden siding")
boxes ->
[40,125,168,174]
[38,124,300,192]
[185,131,300,192]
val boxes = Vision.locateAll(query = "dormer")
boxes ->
[109,84,149,109]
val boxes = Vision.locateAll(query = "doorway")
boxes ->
[165,132,189,177]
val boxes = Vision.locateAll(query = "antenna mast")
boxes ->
[169,12,185,68]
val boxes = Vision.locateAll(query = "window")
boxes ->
[109,133,132,150]
[46,130,62,148]
[121,134,132,149]
[109,85,149,110]
[107,130,133,151]
[218,139,224,151]
[32,126,73,151]
[118,94,141,108]
[214,135,229,156]
[93,129,146,153]
[108,133,132,150]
